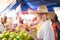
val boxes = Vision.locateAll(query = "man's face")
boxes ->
[1,16,7,24]
[37,13,47,21]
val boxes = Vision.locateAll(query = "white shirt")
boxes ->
[37,20,54,40]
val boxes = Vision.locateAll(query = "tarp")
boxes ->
[0,0,13,13]
[21,0,60,11]
[0,0,60,13]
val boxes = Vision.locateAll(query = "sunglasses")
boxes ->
[37,13,47,15]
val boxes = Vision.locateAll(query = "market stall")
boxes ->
[0,0,60,40]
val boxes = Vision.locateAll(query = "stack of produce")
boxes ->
[0,30,33,40]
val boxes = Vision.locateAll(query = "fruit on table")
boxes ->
[8,38,13,40]
[36,25,40,32]
[23,25,30,31]
[16,30,26,39]
[26,35,32,40]
[16,35,20,39]
[5,32,9,36]
[9,34,15,39]
[5,32,10,38]
[0,36,2,40]
[1,31,10,38]
[9,32,16,38]
[2,38,7,40]
[0,34,5,38]
[0,29,33,40]
[13,38,18,40]
[15,26,20,31]
[0,34,3,38]
[2,31,7,34]
[19,39,23,40]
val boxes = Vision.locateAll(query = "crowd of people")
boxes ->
[0,5,60,40]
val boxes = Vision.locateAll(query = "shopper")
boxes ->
[25,5,54,40]
[0,15,7,33]
[52,14,60,40]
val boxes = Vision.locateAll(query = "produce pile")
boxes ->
[0,30,34,40]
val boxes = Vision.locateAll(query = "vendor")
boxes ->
[26,5,54,40]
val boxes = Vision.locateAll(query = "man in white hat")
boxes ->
[26,5,54,40]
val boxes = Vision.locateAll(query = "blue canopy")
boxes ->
[0,0,60,13]
[21,0,60,12]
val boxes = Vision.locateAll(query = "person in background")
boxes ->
[22,8,36,26]
[0,15,7,33]
[51,14,60,40]
[27,8,33,14]
[25,5,54,40]
[4,18,13,32]
[15,13,24,32]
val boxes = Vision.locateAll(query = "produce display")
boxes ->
[0,30,34,40]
